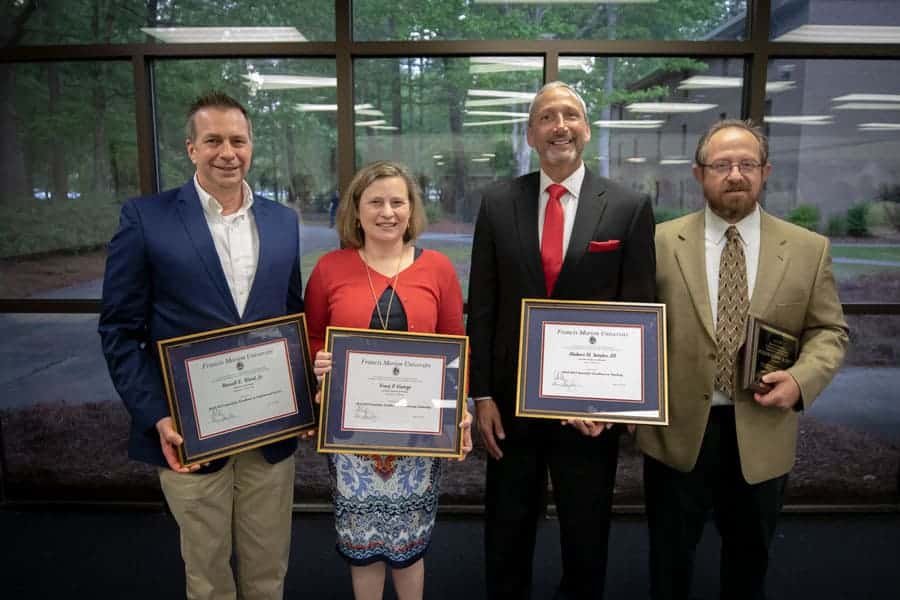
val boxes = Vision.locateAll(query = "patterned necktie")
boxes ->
[714,225,749,397]
[541,183,566,295]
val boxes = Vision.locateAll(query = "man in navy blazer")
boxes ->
[467,82,656,599]
[99,92,302,600]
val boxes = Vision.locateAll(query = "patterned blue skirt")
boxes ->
[329,453,441,568]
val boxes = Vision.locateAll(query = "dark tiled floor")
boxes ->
[2,508,898,599]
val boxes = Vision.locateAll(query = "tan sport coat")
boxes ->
[637,208,849,484]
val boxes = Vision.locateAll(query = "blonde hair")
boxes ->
[336,160,428,248]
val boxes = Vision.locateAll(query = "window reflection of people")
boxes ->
[636,119,849,600]
[98,91,302,600]
[304,160,473,600]
[466,81,657,599]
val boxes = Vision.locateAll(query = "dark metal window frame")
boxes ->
[1,0,898,315]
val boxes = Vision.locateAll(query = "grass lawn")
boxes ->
[831,245,900,262]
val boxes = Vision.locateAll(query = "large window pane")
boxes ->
[772,0,900,43]
[566,56,744,216]
[353,57,543,295]
[154,58,339,287]
[354,0,747,41]
[1,313,895,502]
[5,0,335,45]
[764,59,900,302]
[0,61,138,300]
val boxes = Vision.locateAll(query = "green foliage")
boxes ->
[826,215,848,237]
[424,200,444,224]
[653,207,689,224]
[0,194,120,258]
[846,203,871,238]
[874,185,900,231]
[787,205,821,232]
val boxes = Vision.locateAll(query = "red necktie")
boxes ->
[541,183,566,295]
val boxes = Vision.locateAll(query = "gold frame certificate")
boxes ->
[516,299,668,425]
[317,327,468,458]
[157,314,316,466]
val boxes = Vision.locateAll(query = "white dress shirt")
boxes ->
[537,163,586,259]
[705,203,761,406]
[194,176,259,317]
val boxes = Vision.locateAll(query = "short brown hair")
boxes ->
[185,91,252,141]
[335,161,428,249]
[694,118,768,166]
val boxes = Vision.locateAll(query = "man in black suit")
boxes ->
[466,81,656,599]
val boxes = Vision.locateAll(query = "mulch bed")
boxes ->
[2,402,897,506]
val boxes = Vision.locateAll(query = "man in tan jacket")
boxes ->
[637,119,849,600]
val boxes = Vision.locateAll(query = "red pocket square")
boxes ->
[588,240,621,252]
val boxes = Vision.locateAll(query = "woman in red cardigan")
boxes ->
[305,160,472,600]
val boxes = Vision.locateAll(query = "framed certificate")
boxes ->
[318,327,468,458]
[157,313,316,467]
[516,299,668,425]
[742,316,799,393]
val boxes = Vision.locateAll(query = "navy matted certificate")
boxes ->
[318,327,468,458]
[516,299,668,425]
[157,313,316,466]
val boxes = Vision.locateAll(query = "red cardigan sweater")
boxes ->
[304,247,465,356]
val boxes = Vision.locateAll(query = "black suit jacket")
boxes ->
[466,168,657,420]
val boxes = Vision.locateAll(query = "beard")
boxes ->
[707,186,758,222]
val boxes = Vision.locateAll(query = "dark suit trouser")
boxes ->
[485,420,619,600]
[644,406,787,600]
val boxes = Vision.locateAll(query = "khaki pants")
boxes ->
[159,450,295,600]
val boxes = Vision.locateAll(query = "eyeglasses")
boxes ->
[699,159,762,175]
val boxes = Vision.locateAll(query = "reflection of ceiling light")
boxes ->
[468,56,592,74]
[370,125,399,131]
[475,0,657,4]
[468,89,535,100]
[296,104,337,112]
[433,154,444,159]
[465,98,532,107]
[594,119,664,129]
[833,103,900,110]
[471,157,491,162]
[677,76,794,94]
[660,158,692,165]
[295,103,379,112]
[141,27,306,43]
[765,81,796,93]
[465,110,529,118]
[763,115,833,125]
[626,157,647,163]
[241,74,336,90]
[833,94,900,103]
[678,76,741,90]
[481,153,496,157]
[463,117,529,127]
[774,25,900,44]
[627,102,717,113]
[436,161,445,166]
[356,120,386,126]
[858,122,900,131]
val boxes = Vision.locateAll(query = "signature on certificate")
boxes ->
[353,405,377,421]
[209,406,238,423]
[552,371,577,389]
